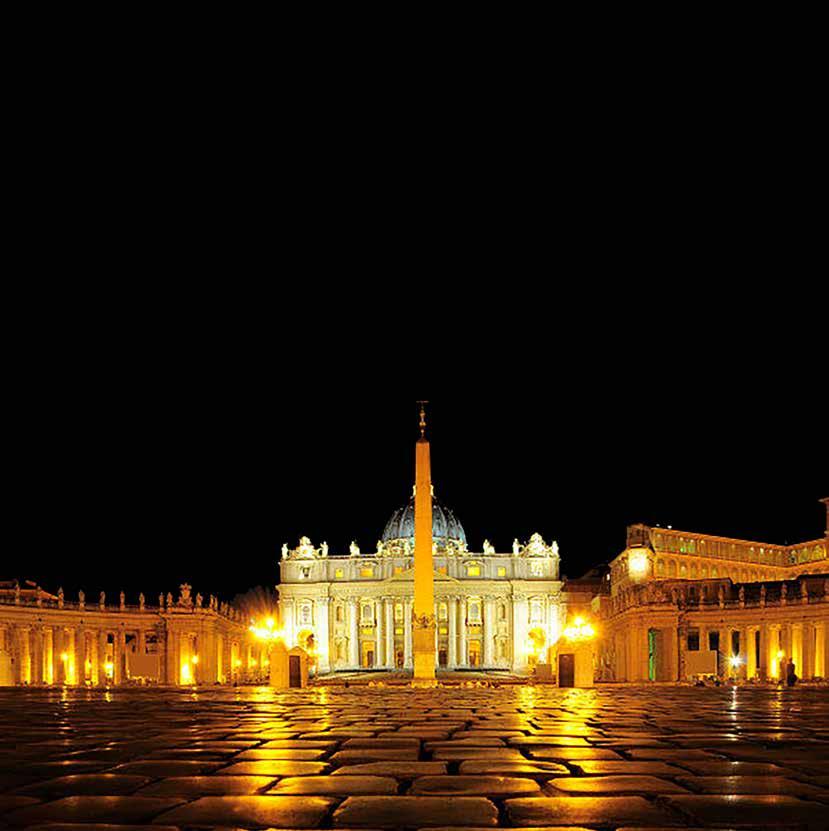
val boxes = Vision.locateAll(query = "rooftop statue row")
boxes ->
[0,581,242,620]
[280,532,561,561]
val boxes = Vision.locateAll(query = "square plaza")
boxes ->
[1,684,828,829]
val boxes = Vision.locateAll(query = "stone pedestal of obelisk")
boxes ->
[412,409,437,687]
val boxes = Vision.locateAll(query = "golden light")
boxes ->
[181,661,192,683]
[249,617,286,643]
[191,655,199,665]
[104,661,114,678]
[777,650,785,659]
[60,652,69,662]
[233,659,242,668]
[628,549,650,578]
[563,617,597,642]
[730,655,743,669]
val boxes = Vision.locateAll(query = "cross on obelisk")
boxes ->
[412,401,437,687]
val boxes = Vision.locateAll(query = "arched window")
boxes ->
[466,561,482,577]
[300,603,312,626]
[529,599,544,623]
[438,603,448,621]
[394,603,403,622]
[467,599,481,623]
[335,605,344,623]
[361,604,373,623]
[498,603,506,621]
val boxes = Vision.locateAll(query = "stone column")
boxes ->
[447,596,457,668]
[53,628,65,685]
[483,596,494,667]
[746,626,757,679]
[32,628,43,685]
[166,630,179,686]
[348,599,359,668]
[98,631,109,684]
[15,628,29,685]
[384,599,394,669]
[677,623,688,682]
[316,598,330,674]
[374,600,383,668]
[767,624,780,679]
[815,622,826,679]
[512,595,528,671]
[404,599,413,669]
[791,623,803,679]
[116,630,127,684]
[458,596,468,667]
[801,623,813,679]
[73,628,84,686]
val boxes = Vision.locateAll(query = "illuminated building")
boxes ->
[598,499,829,682]
[0,582,261,687]
[277,412,568,674]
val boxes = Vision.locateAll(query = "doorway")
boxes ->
[361,642,374,668]
[558,653,575,687]
[468,640,481,667]
[289,655,301,688]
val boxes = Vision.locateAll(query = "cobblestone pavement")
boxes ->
[1,685,828,829]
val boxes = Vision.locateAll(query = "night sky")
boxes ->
[9,354,827,607]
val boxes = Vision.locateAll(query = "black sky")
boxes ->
[9,339,827,607]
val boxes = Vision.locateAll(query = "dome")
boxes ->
[381,491,467,552]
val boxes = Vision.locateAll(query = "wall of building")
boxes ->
[0,587,254,687]
[278,535,565,674]
[599,576,829,683]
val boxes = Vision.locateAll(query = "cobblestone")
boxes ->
[0,685,828,828]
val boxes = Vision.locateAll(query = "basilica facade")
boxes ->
[277,490,565,674]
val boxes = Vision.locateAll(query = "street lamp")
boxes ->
[563,616,597,642]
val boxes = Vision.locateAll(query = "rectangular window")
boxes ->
[687,631,700,652]
[530,562,543,577]
[360,567,374,578]
[335,568,344,579]
[708,632,720,652]
[467,565,481,577]
[497,567,507,577]
[393,566,403,575]
[437,566,447,575]
[731,631,740,656]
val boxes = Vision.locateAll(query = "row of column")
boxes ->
[674,620,828,682]
[336,596,508,670]
[0,623,139,686]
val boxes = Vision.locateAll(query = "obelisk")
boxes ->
[412,401,437,686]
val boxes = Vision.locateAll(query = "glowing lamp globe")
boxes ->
[627,548,650,579]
